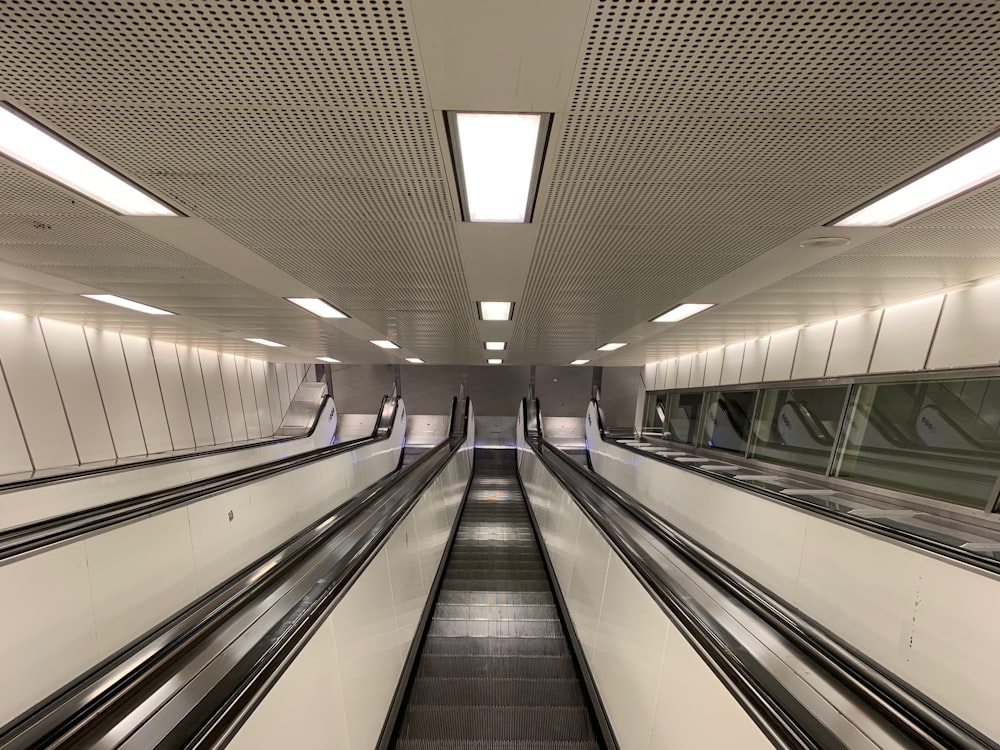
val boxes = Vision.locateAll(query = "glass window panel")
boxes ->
[702,390,757,454]
[834,378,1000,510]
[749,386,847,473]
[643,394,666,432]
[665,392,703,445]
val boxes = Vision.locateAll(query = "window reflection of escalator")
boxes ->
[749,386,848,473]
[703,390,755,454]
[665,392,703,445]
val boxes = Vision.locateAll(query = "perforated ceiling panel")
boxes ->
[3,0,1000,365]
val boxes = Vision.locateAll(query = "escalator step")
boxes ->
[433,603,559,621]
[397,706,595,742]
[436,591,555,606]
[416,655,578,680]
[408,677,589,706]
[395,742,599,750]
[420,635,571,658]
[427,618,564,638]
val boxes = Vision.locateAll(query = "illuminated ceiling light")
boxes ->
[597,342,627,351]
[477,301,514,321]
[835,133,1000,226]
[405,357,424,364]
[370,340,399,349]
[448,112,551,223]
[246,338,286,348]
[0,104,177,216]
[488,358,503,365]
[653,303,716,323]
[316,356,340,363]
[570,359,590,365]
[485,341,506,351]
[286,298,348,319]
[82,294,175,316]
[0,310,24,321]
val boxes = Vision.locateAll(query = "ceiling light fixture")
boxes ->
[316,356,340,363]
[653,303,716,323]
[245,338,286,348]
[370,340,399,350]
[835,133,1000,226]
[405,357,424,364]
[477,301,514,321]
[448,112,551,223]
[485,341,506,351]
[0,104,177,216]
[286,298,348,319]
[488,358,503,365]
[82,294,175,316]
[570,359,590,365]
[597,342,627,352]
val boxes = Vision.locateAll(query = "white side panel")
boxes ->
[285,363,299,401]
[177,344,215,446]
[200,350,233,444]
[150,341,196,450]
[85,328,146,458]
[121,334,173,454]
[661,358,677,390]
[220,354,249,442]
[703,347,724,387]
[675,355,692,389]
[0,315,77,469]
[826,310,882,377]
[926,283,1000,369]
[762,329,798,382]
[739,337,769,383]
[265,363,283,429]
[689,351,707,388]
[720,342,745,385]
[385,512,426,657]
[276,363,291,414]
[869,296,943,374]
[234,356,262,439]
[653,360,667,391]
[39,318,115,464]
[643,363,656,390]
[250,359,274,436]
[791,320,836,380]
[0,368,32,475]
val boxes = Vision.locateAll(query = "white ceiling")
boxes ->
[1,0,999,365]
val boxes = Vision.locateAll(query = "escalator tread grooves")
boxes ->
[393,450,601,747]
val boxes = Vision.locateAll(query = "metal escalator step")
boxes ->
[416,655,578,680]
[435,591,555,606]
[433,604,559,621]
[397,706,596,742]
[440,579,552,592]
[408,677,589,707]
[395,741,600,750]
[427,618,564,638]
[420,635,571,658]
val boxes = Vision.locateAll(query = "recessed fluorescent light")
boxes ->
[449,113,550,223]
[286,298,348,319]
[570,359,590,365]
[477,301,514,321]
[835,133,1000,226]
[488,358,503,365]
[0,105,177,216]
[82,294,175,316]
[405,358,424,364]
[597,342,627,351]
[485,341,506,351]
[316,356,340,363]
[245,338,286,348]
[653,303,716,323]
[370,340,399,350]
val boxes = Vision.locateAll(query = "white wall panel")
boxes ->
[690,351,708,388]
[285,362,299,399]
[653,360,667,390]
[85,328,146,458]
[121,334,173,454]
[177,344,215,447]
[150,341,196,450]
[0,315,77,469]
[869,296,943,373]
[661,358,678,390]
[739,337,769,383]
[234,356,262,439]
[250,359,274,436]
[926,283,1000,369]
[791,320,835,380]
[0,367,32,476]
[265,363,283,429]
[825,310,882,377]
[276,363,291,414]
[675,355,692,389]
[199,349,233,444]
[39,318,115,464]
[720,342,745,385]
[762,329,798,382]
[703,347,724,387]
[219,354,249,442]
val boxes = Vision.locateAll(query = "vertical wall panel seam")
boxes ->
[37,321,82,466]
[148,339,177,451]
[119,334,150,456]
[217,353,239,443]
[175,344,201,449]
[822,321,839,377]
[82,327,120,460]
[196,350,219,445]
[234,355,255,440]
[0,359,35,471]
[866,311,886,374]
[923,294,949,370]
[250,360,269,437]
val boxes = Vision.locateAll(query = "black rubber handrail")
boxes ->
[0,394,398,565]
[0,397,469,750]
[540,399,996,750]
[0,389,337,494]
[594,399,1000,576]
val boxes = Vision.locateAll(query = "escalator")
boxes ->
[390,449,604,748]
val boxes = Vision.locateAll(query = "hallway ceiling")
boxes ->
[1,0,999,364]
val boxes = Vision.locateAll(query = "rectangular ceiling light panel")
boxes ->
[653,303,716,323]
[0,105,176,216]
[316,356,340,363]
[488,358,503,365]
[571,359,590,365]
[406,358,424,363]
[835,133,1000,226]
[477,301,514,321]
[246,338,286,348]
[450,113,550,223]
[485,341,506,351]
[286,298,348,318]
[83,294,175,316]
[370,340,399,350]
[597,342,627,351]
